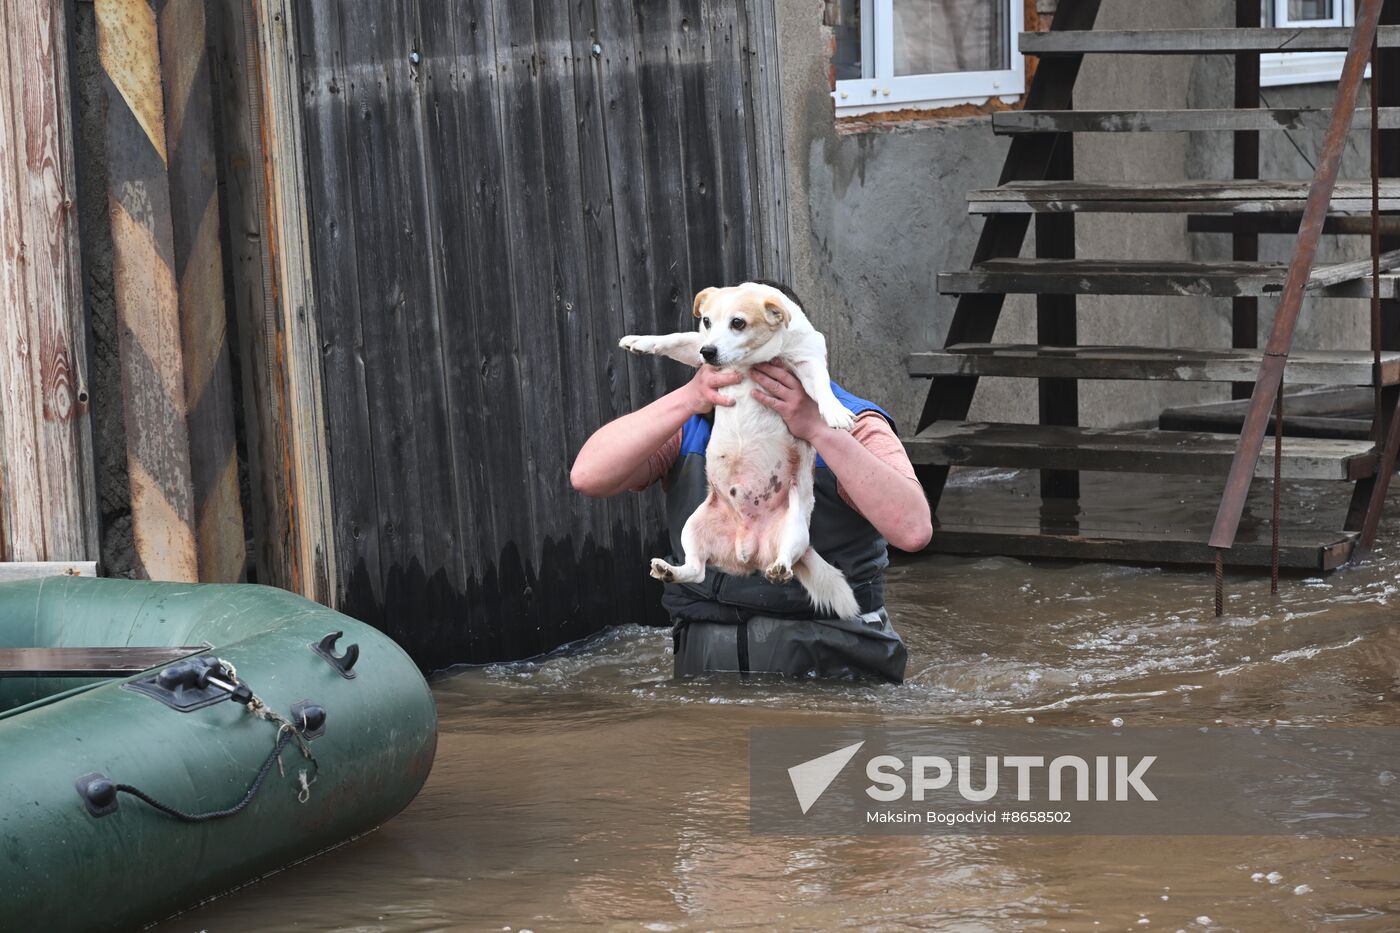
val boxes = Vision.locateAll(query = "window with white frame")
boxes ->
[1261,0,1370,86]
[831,0,1026,115]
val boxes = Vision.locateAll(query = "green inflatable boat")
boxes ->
[0,577,437,931]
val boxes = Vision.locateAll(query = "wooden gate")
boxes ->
[219,0,789,664]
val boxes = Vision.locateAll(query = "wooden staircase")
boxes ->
[908,2,1400,573]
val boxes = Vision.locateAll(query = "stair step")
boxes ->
[907,345,1400,385]
[905,422,1377,480]
[993,108,1400,135]
[1159,386,1377,440]
[937,256,1400,298]
[927,520,1356,571]
[968,179,1400,215]
[1020,26,1400,56]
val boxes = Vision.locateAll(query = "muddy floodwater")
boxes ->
[167,477,1400,931]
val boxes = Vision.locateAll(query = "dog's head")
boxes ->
[691,282,799,368]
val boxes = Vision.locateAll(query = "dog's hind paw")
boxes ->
[764,562,794,584]
[649,558,677,583]
[820,401,855,431]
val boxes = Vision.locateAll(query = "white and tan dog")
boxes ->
[619,281,860,619]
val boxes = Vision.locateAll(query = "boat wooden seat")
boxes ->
[0,647,207,678]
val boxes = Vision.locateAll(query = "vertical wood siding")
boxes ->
[0,0,98,563]
[292,0,788,664]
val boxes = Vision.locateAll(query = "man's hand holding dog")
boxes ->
[685,366,743,415]
[750,362,828,442]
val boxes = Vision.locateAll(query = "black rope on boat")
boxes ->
[94,662,321,822]
[113,729,297,823]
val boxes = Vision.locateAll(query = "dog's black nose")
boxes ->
[700,345,718,363]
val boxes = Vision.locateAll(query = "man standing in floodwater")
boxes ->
[570,298,931,683]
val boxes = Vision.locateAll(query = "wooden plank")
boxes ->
[0,646,205,677]
[0,0,98,562]
[1160,386,1378,440]
[926,521,1355,571]
[255,1,335,602]
[566,0,650,635]
[341,3,430,649]
[1020,26,1400,55]
[214,0,334,599]
[905,422,1377,480]
[1188,214,1400,236]
[492,0,576,659]
[419,0,533,659]
[530,0,622,650]
[908,345,1400,385]
[633,0,701,627]
[968,179,1400,213]
[742,0,791,280]
[994,108,1400,134]
[0,560,98,581]
[937,257,1400,298]
[594,0,676,628]
[675,0,724,293]
[418,0,505,660]
[399,1,473,657]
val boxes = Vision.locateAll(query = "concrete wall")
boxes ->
[772,0,1378,433]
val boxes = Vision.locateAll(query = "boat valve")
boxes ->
[311,631,359,679]
[290,699,328,739]
[75,772,119,818]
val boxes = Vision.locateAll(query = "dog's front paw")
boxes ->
[619,335,657,356]
[820,401,855,431]
[649,558,677,583]
[764,562,794,584]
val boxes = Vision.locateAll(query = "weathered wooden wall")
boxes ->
[277,0,789,664]
[211,0,335,604]
[0,0,99,563]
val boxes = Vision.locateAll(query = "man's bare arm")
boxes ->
[570,366,741,498]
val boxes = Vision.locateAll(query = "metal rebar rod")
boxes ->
[1214,548,1224,618]
[1272,391,1282,594]
[1209,0,1388,553]
[1375,30,1384,443]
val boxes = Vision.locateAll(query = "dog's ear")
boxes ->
[692,287,716,319]
[763,296,791,327]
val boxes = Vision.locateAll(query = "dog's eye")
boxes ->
[702,317,710,329]
[729,318,746,332]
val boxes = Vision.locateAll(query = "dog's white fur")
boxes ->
[619,282,860,619]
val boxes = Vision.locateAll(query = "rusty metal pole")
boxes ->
[1210,0,1386,557]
